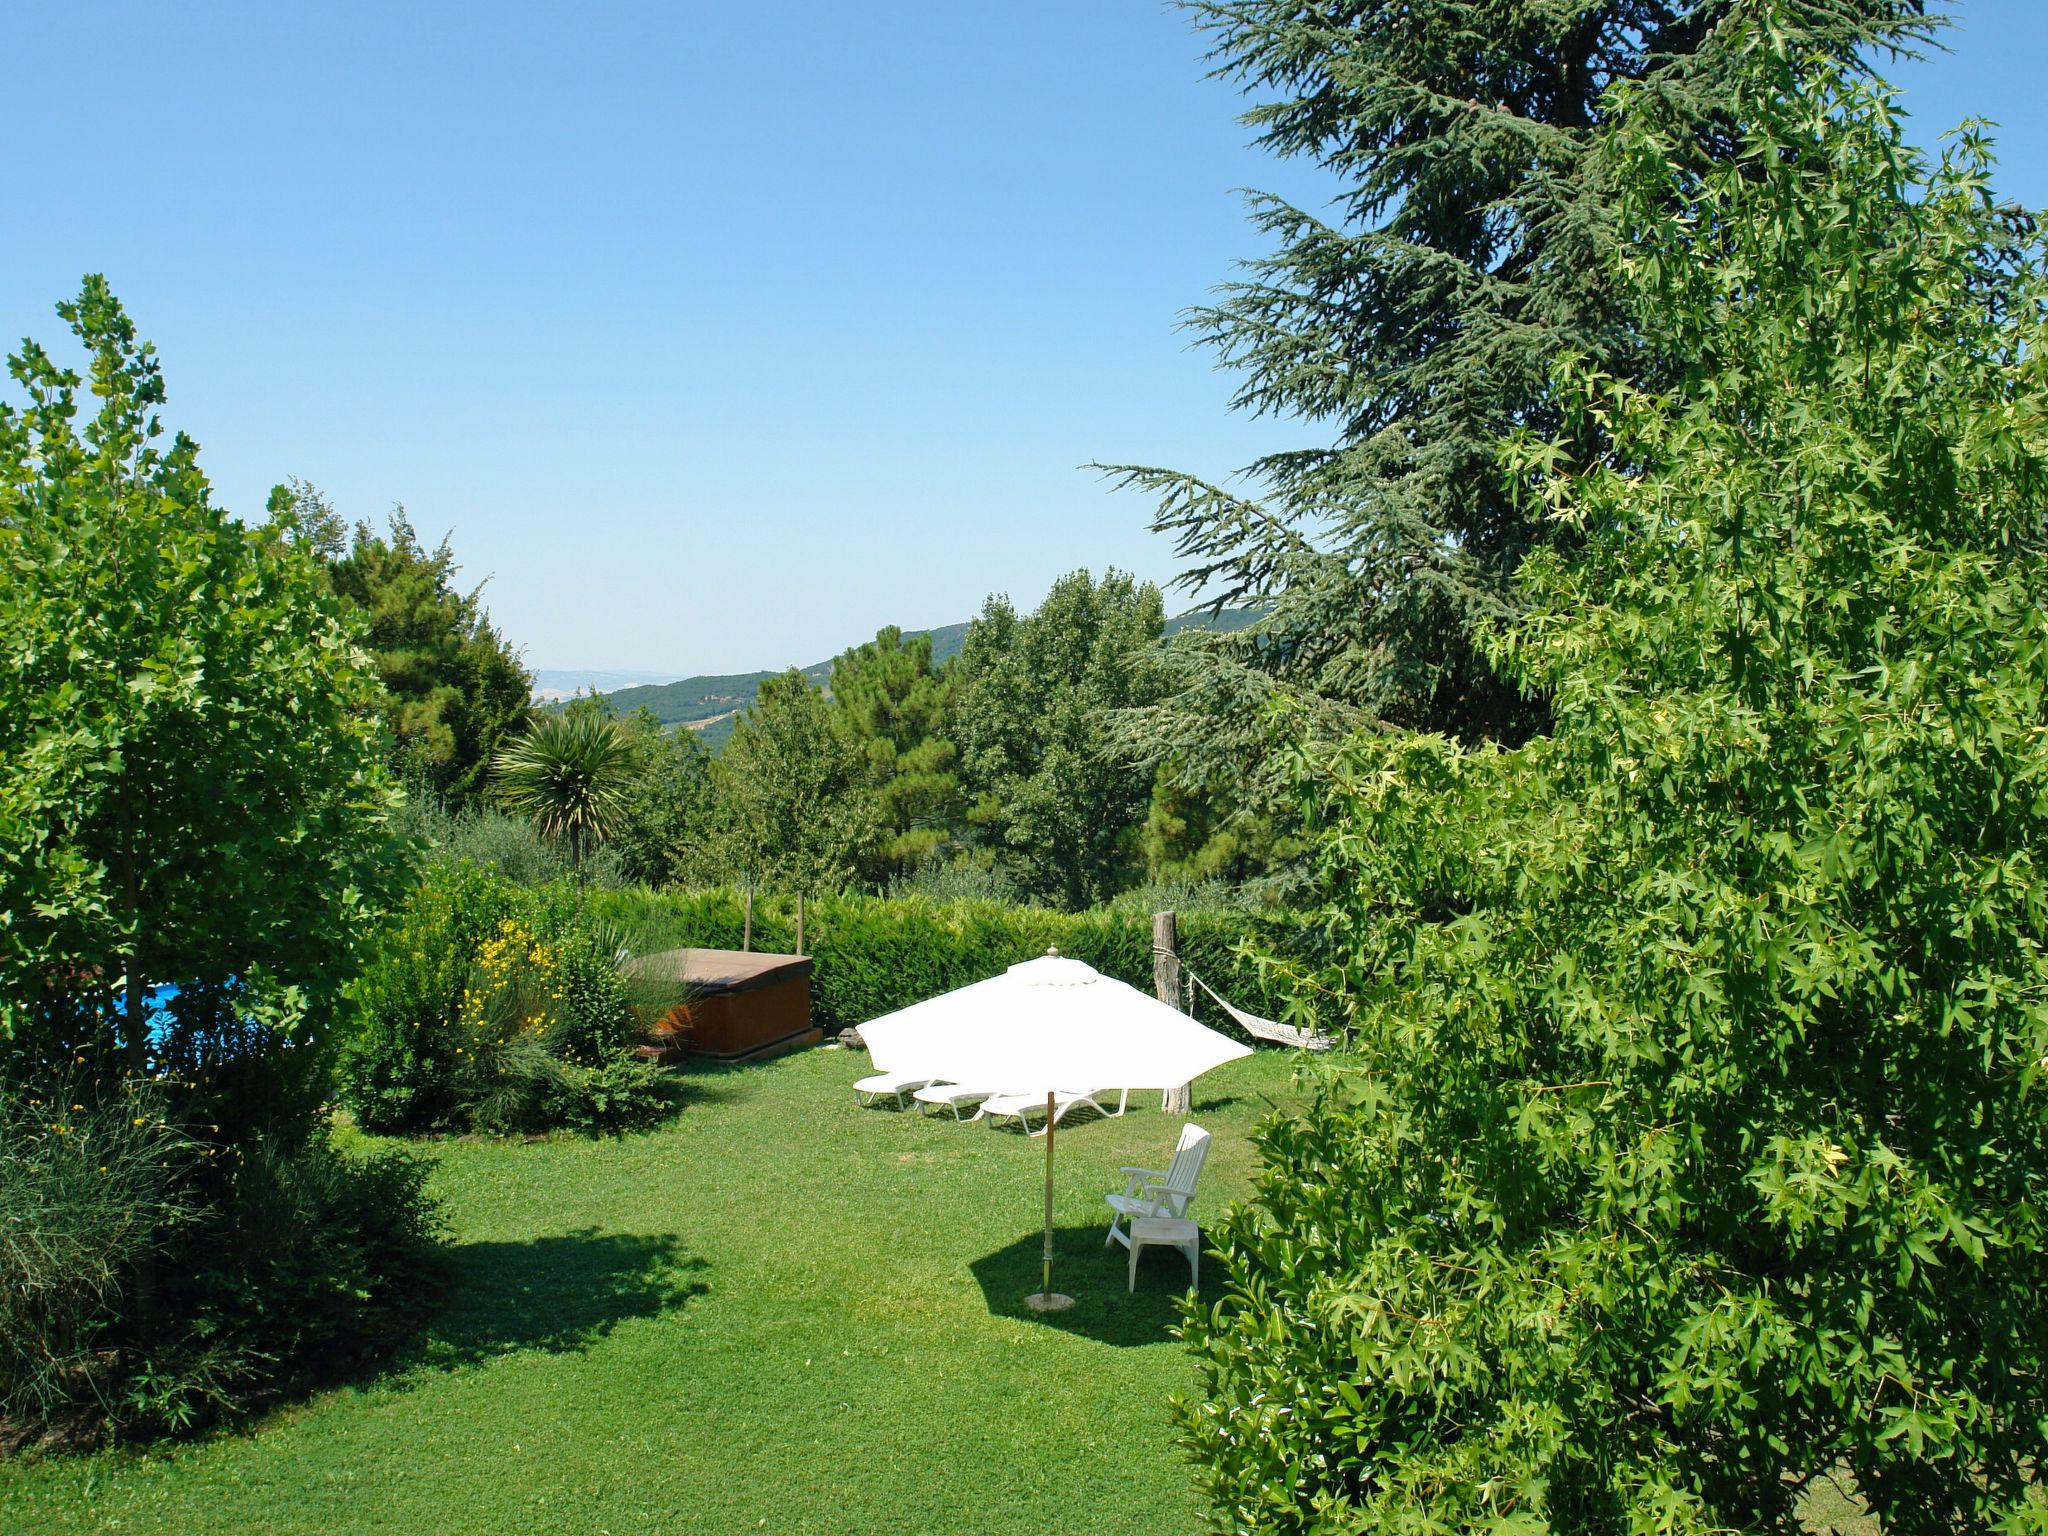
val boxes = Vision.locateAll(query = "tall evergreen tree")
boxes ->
[275,495,530,808]
[827,626,962,882]
[1103,0,1934,835]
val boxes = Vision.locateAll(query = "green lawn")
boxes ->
[1,1046,1302,1536]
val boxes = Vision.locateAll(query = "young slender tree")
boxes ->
[0,279,403,1112]
[708,670,879,897]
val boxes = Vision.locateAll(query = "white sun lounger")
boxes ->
[911,1083,995,1121]
[854,1070,936,1108]
[979,1088,1129,1136]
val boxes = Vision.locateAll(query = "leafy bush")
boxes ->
[888,853,1021,907]
[0,1082,441,1446]
[340,866,683,1136]
[1182,58,2048,1535]
[166,1133,444,1417]
[338,860,524,1133]
[551,1058,681,1136]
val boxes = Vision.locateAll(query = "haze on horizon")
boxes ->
[7,1,2043,676]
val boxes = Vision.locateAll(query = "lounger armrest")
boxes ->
[1119,1166,1166,1179]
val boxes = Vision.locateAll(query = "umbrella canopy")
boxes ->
[861,951,1251,1096]
[859,949,1251,1312]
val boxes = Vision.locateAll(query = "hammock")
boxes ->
[1185,970,1335,1052]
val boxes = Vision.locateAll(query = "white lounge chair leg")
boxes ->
[1129,1238,1141,1292]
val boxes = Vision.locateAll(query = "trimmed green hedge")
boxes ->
[585,886,1295,1039]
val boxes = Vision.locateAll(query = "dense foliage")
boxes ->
[606,706,716,885]
[1183,51,2048,1534]
[704,668,880,895]
[0,277,405,1099]
[953,570,1167,908]
[585,882,1288,1037]
[828,626,963,882]
[542,576,1204,911]
[0,1085,193,1434]
[0,283,440,1443]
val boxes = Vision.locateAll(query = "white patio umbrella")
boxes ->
[861,947,1251,1310]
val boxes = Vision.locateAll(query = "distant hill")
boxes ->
[530,667,688,702]
[552,608,1260,742]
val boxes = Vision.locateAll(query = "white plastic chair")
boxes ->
[1106,1123,1210,1250]
[979,1088,1129,1136]
[854,1070,935,1108]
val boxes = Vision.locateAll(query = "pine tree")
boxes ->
[827,627,963,882]
[301,504,532,808]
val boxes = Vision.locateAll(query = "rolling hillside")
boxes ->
[549,609,1256,744]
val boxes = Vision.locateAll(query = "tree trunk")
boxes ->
[795,894,805,958]
[1154,911,1189,1115]
[121,816,148,1075]
[119,811,158,1326]
[742,887,753,952]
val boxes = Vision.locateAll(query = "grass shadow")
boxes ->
[418,1227,708,1369]
[968,1224,1204,1347]
[657,1062,756,1108]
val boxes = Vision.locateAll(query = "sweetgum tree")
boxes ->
[1183,44,2048,1536]
[0,278,403,1130]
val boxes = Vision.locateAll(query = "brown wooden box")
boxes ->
[627,948,817,1064]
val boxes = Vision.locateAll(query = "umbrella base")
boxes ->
[1024,1291,1074,1313]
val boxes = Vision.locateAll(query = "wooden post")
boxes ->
[1155,911,1190,1115]
[742,887,753,953]
[795,894,805,958]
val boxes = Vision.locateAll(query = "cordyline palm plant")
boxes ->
[490,712,638,875]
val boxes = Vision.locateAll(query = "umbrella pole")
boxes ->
[1026,1089,1073,1312]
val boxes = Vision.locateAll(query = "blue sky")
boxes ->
[6,3,2043,674]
